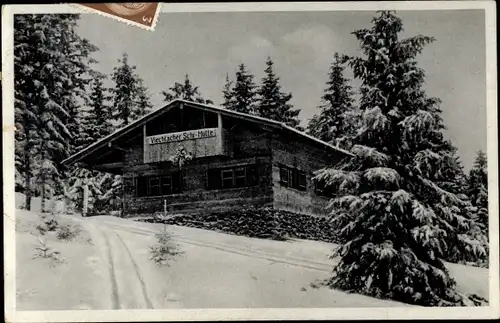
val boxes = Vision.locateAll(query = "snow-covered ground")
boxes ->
[98,216,490,303]
[15,210,111,310]
[14,209,489,310]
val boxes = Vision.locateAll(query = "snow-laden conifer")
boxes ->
[99,174,124,212]
[467,151,488,235]
[63,166,103,213]
[80,74,113,150]
[316,11,487,306]
[307,53,358,147]
[65,73,115,215]
[14,14,97,211]
[111,53,143,125]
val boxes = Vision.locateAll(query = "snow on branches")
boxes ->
[317,11,487,306]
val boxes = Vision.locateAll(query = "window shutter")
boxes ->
[298,171,307,191]
[280,166,289,187]
[150,177,160,196]
[291,168,299,189]
[172,172,182,194]
[137,177,148,197]
[206,168,222,190]
[246,165,259,186]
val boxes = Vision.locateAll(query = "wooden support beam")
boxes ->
[82,184,89,217]
[143,124,147,164]
[218,112,223,129]
[108,141,132,152]
[218,113,224,155]
[94,162,126,171]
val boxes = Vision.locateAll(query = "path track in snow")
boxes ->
[100,220,334,273]
[94,217,489,303]
[114,231,154,309]
[101,231,121,309]
[89,221,155,309]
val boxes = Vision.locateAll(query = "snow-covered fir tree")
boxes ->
[162,74,213,104]
[109,54,155,212]
[224,64,258,114]
[315,11,487,306]
[307,53,358,148]
[111,53,143,126]
[436,142,468,196]
[63,166,103,214]
[80,74,113,149]
[98,174,124,212]
[65,73,114,215]
[256,57,302,129]
[14,14,97,211]
[467,150,488,234]
[14,14,40,199]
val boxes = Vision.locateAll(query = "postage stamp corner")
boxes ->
[73,3,161,31]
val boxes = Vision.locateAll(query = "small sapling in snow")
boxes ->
[33,236,64,264]
[149,204,183,266]
[149,232,183,267]
[56,224,81,241]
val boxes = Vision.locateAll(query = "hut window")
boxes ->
[279,165,306,191]
[207,164,259,190]
[136,172,182,197]
[222,168,236,188]
[149,177,161,196]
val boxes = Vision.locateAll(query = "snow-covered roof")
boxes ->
[62,99,353,166]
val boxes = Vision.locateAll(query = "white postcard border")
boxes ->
[2,1,498,322]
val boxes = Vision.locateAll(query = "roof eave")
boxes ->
[62,100,183,166]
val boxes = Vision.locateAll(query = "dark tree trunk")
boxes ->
[24,172,32,211]
[23,142,32,211]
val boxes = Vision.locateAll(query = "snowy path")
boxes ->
[81,220,155,309]
[100,219,335,272]
[18,210,487,310]
[79,215,413,308]
[88,216,489,305]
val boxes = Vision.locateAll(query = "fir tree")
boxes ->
[99,174,124,212]
[256,57,301,129]
[80,74,113,149]
[14,15,39,199]
[221,74,235,109]
[63,166,103,214]
[307,53,358,147]
[315,11,486,306]
[436,142,468,196]
[467,150,488,234]
[111,53,140,126]
[132,79,153,120]
[162,74,213,104]
[108,52,153,213]
[14,14,97,211]
[67,73,114,215]
[226,64,258,114]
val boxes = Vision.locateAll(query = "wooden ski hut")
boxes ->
[62,99,352,217]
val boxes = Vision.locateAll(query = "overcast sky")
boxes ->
[76,10,486,170]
